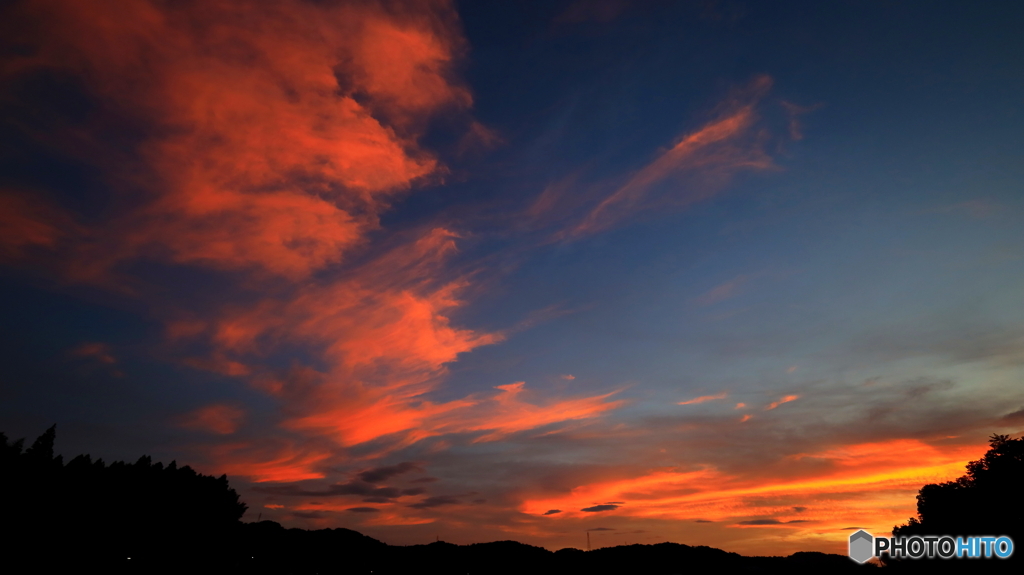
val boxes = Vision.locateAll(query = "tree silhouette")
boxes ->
[1,425,247,572]
[889,433,1023,571]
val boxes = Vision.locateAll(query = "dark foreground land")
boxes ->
[3,427,1020,573]
[233,521,870,574]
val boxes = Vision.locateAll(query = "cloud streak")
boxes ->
[765,395,800,411]
[678,392,728,406]
[557,75,775,239]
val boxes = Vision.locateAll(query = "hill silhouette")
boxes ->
[0,425,909,572]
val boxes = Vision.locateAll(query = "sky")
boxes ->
[1,0,1023,557]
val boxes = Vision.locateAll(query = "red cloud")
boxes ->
[172,227,622,465]
[5,0,471,279]
[211,441,332,484]
[0,190,76,261]
[179,403,245,435]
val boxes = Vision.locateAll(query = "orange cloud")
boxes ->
[440,382,626,443]
[211,442,332,483]
[564,76,775,238]
[179,404,245,435]
[678,392,728,406]
[6,0,470,280]
[177,228,621,461]
[280,376,623,449]
[520,438,988,544]
[765,394,800,410]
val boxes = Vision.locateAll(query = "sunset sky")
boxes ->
[2,0,1023,556]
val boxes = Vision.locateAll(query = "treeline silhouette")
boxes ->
[6,426,1016,573]
[1,425,246,570]
[884,433,1023,572]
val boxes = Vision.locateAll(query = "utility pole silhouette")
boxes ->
[587,531,590,551]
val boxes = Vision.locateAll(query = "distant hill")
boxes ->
[235,521,872,574]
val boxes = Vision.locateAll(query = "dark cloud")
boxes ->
[544,509,562,515]
[357,462,422,483]
[694,519,713,523]
[581,504,619,512]
[408,495,461,509]
[1000,407,1024,423]
[848,323,1024,368]
[587,527,613,531]
[410,477,438,484]
[291,510,326,519]
[738,518,807,525]
[904,377,955,399]
[346,507,380,513]
[738,519,782,525]
[322,481,404,498]
[792,506,807,512]
[255,480,413,502]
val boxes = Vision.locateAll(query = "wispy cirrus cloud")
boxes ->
[678,392,728,406]
[693,275,752,306]
[552,75,776,240]
[765,395,800,411]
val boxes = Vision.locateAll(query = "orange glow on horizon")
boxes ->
[520,438,988,540]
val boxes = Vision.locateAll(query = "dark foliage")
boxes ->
[887,434,1024,572]
[1,425,246,572]
[1,425,877,573]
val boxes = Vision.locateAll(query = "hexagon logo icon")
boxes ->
[848,530,874,563]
